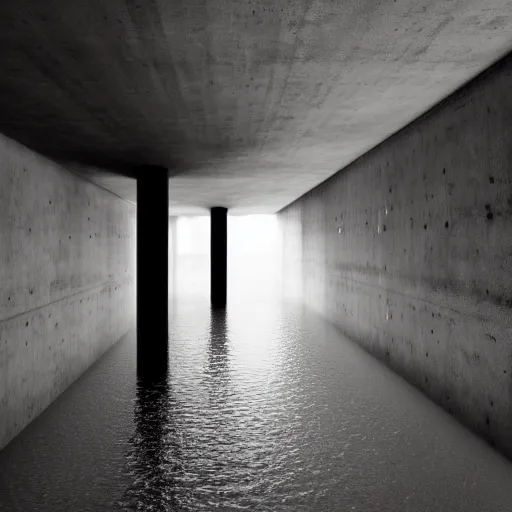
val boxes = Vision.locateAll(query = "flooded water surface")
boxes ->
[1,247,512,510]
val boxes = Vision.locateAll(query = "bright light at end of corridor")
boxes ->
[171,215,281,299]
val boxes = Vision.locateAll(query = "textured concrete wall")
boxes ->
[279,56,512,457]
[0,133,136,450]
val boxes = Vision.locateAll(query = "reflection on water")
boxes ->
[205,308,230,416]
[121,299,302,511]
[121,307,234,511]
[3,250,512,511]
[115,296,512,512]
[120,371,179,511]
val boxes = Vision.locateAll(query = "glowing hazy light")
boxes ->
[172,215,281,299]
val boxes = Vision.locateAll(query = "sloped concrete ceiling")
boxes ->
[0,0,512,214]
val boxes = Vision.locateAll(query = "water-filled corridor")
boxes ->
[1,293,512,511]
[3,4,512,510]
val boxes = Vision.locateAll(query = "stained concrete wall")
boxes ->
[0,133,136,450]
[279,55,512,457]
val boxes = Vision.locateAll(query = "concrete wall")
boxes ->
[0,133,136,450]
[279,55,512,457]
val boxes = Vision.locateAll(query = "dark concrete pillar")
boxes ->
[169,216,178,297]
[210,207,227,308]
[136,167,169,374]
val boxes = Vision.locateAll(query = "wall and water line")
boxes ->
[279,54,512,458]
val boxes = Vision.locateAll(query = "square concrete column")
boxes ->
[169,216,178,297]
[210,207,227,308]
[137,167,169,373]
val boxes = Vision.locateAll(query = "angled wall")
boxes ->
[280,54,512,457]
[0,133,136,450]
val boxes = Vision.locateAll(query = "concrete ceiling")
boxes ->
[0,1,512,215]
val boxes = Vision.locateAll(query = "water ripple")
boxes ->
[116,297,512,511]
